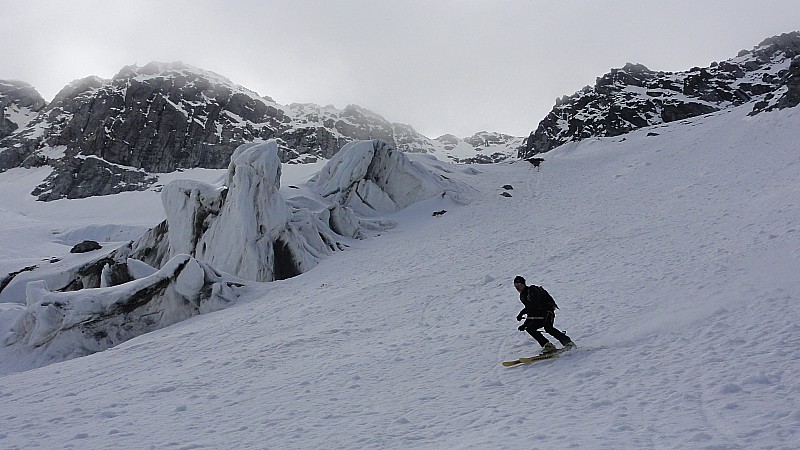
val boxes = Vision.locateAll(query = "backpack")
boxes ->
[531,285,559,311]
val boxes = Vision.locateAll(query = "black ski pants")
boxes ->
[523,311,572,347]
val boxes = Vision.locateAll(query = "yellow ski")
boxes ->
[502,352,560,367]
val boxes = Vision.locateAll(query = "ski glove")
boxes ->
[516,313,524,321]
[518,324,526,332]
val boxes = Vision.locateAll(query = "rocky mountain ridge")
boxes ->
[0,80,46,140]
[0,62,520,201]
[521,31,800,157]
[435,131,524,164]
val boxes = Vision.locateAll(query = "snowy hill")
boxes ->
[0,100,798,448]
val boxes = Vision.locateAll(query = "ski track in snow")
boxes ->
[0,105,799,448]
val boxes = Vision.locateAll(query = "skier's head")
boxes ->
[513,276,526,292]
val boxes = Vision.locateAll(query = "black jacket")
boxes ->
[518,285,558,319]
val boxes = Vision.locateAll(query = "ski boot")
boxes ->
[540,342,558,355]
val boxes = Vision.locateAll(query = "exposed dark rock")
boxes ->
[526,158,544,168]
[661,102,719,123]
[751,54,800,114]
[0,265,37,293]
[0,80,46,140]
[452,152,512,164]
[59,256,112,290]
[70,240,102,254]
[521,32,800,157]
[32,156,157,201]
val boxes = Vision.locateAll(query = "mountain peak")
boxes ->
[750,31,800,59]
[521,31,800,157]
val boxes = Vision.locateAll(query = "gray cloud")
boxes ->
[2,0,799,138]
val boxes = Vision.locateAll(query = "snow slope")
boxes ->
[1,105,799,448]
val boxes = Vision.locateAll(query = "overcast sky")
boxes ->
[2,1,799,138]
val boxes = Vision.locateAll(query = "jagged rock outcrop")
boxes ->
[32,156,158,201]
[521,31,800,157]
[751,45,800,113]
[0,80,46,140]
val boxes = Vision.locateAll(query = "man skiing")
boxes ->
[514,276,575,354]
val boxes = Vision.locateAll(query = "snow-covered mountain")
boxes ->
[0,62,521,200]
[435,131,524,164]
[0,99,797,449]
[521,31,800,157]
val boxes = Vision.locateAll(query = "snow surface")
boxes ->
[0,104,799,448]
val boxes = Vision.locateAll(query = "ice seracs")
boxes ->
[158,140,353,282]
[1,138,473,370]
[4,254,241,361]
[312,139,473,214]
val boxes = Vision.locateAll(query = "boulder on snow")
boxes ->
[525,157,544,168]
[69,240,102,253]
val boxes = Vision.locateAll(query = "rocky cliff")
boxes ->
[521,31,800,157]
[0,80,46,140]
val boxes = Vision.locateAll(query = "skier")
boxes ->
[514,276,576,354]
